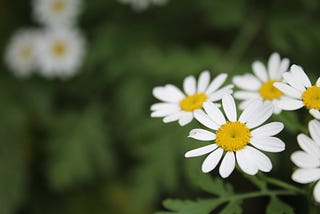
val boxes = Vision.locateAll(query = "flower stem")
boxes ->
[259,174,306,195]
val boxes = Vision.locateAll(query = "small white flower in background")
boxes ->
[33,0,81,26]
[36,27,85,78]
[5,29,39,77]
[118,0,168,11]
[274,65,320,119]
[151,71,233,126]
[185,94,285,178]
[232,52,290,114]
[291,119,320,202]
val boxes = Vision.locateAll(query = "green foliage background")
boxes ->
[0,0,320,213]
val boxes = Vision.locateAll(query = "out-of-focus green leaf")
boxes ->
[266,197,294,214]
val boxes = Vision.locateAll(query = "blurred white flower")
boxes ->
[33,0,81,26]
[291,119,320,202]
[5,29,39,77]
[151,71,233,126]
[185,95,285,178]
[274,64,320,118]
[36,27,85,78]
[232,52,290,114]
[118,0,168,11]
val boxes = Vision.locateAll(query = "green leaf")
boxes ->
[266,197,294,214]
[46,105,114,190]
[219,200,243,214]
[245,174,267,191]
[159,198,223,214]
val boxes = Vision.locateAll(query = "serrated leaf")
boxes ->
[266,197,294,214]
[160,198,222,214]
[219,200,243,214]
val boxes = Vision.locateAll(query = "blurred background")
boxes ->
[0,0,320,213]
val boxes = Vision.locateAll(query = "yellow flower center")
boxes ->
[302,86,320,110]
[52,42,66,57]
[259,80,283,100]
[52,0,65,12]
[216,121,251,152]
[179,93,207,112]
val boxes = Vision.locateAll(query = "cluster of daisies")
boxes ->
[118,0,168,11]
[151,52,320,202]
[5,0,85,79]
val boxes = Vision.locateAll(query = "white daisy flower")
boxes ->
[185,94,285,178]
[291,119,320,202]
[151,71,233,126]
[36,27,85,78]
[118,0,168,11]
[232,52,290,114]
[5,29,39,77]
[33,0,81,26]
[274,64,320,118]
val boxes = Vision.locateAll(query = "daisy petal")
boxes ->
[197,70,210,93]
[278,58,290,76]
[250,137,285,152]
[310,109,320,120]
[151,108,180,117]
[239,100,262,123]
[290,64,312,88]
[268,53,280,80]
[163,112,182,123]
[292,168,320,184]
[203,102,226,125]
[232,74,261,90]
[150,103,179,111]
[282,72,305,92]
[233,91,260,100]
[291,151,320,168]
[219,152,235,178]
[273,82,302,99]
[246,103,273,129]
[222,94,237,122]
[183,76,196,96]
[207,85,233,102]
[185,144,218,158]
[317,77,320,87]
[236,147,258,175]
[251,122,284,138]
[178,112,193,126]
[188,129,216,141]
[153,85,185,102]
[297,134,320,157]
[194,110,220,130]
[201,148,223,173]
[313,180,320,203]
[309,119,320,145]
[275,98,304,110]
[246,146,272,172]
[252,61,268,82]
[206,73,228,94]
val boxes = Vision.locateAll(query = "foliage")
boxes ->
[0,0,320,213]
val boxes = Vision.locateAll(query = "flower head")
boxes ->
[5,29,39,77]
[151,71,233,126]
[232,52,290,114]
[274,64,320,118]
[33,0,81,26]
[36,27,85,78]
[185,94,285,178]
[291,119,320,202]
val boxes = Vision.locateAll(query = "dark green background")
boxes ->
[0,0,319,213]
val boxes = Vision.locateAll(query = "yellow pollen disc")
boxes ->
[302,86,320,110]
[179,93,207,111]
[259,80,283,100]
[52,0,65,12]
[52,42,66,57]
[216,121,251,152]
